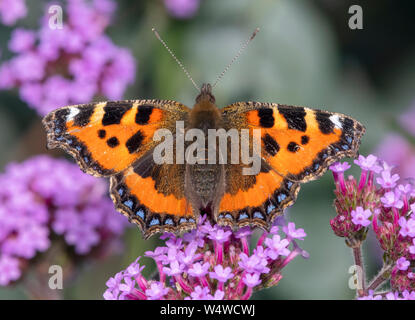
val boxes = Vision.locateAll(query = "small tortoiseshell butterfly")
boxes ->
[43,30,365,239]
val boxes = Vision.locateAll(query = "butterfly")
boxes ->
[42,82,365,239]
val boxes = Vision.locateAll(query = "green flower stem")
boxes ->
[352,246,366,297]
[367,264,393,292]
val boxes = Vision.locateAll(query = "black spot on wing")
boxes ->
[262,133,280,156]
[287,142,300,152]
[126,130,144,154]
[98,129,106,139]
[107,137,119,148]
[136,105,154,125]
[315,111,334,134]
[257,108,274,128]
[301,135,309,145]
[102,102,132,126]
[278,105,307,132]
[73,105,94,127]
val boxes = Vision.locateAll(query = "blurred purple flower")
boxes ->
[0,0,27,26]
[375,102,415,180]
[0,0,136,115]
[399,102,415,137]
[104,216,307,300]
[9,29,36,53]
[0,255,21,286]
[0,155,128,286]
[164,0,200,19]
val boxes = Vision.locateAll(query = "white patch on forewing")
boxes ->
[66,108,80,121]
[329,115,342,129]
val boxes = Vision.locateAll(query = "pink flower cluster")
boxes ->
[0,0,136,115]
[0,155,127,286]
[104,216,308,300]
[0,0,27,26]
[164,0,201,19]
[376,102,415,180]
[329,154,415,298]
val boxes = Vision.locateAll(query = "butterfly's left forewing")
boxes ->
[43,99,189,176]
[219,101,365,229]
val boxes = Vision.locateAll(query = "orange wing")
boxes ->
[218,102,365,229]
[110,151,196,239]
[43,100,196,238]
[43,99,189,176]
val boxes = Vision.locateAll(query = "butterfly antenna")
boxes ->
[212,27,260,89]
[152,27,200,92]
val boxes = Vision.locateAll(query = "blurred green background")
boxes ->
[1,0,414,299]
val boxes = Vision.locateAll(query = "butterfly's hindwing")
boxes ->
[217,160,300,230]
[110,157,196,239]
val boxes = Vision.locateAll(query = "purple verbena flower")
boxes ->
[0,0,135,115]
[164,0,200,19]
[0,155,128,286]
[398,216,415,238]
[0,0,27,25]
[376,170,400,189]
[238,252,270,274]
[265,235,290,259]
[9,29,36,53]
[243,273,262,288]
[163,261,185,276]
[190,285,211,300]
[0,255,21,286]
[146,282,169,300]
[351,207,372,227]
[188,262,210,277]
[381,190,404,209]
[209,265,234,283]
[409,239,415,255]
[331,154,415,297]
[396,257,410,271]
[208,227,232,244]
[104,215,307,300]
[283,222,307,240]
[354,154,382,173]
[329,162,351,173]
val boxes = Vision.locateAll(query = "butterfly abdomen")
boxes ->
[184,84,226,213]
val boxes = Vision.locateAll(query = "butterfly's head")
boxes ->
[196,83,215,104]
